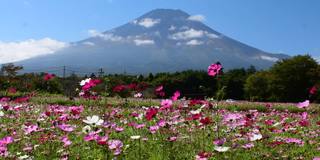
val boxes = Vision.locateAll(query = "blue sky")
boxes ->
[0,0,319,63]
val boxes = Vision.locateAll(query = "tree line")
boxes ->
[0,55,319,103]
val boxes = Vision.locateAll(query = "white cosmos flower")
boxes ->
[214,146,230,152]
[190,109,201,115]
[83,115,104,126]
[130,135,141,140]
[249,133,263,141]
[82,125,92,134]
[80,78,91,86]
[18,155,30,160]
[0,111,4,117]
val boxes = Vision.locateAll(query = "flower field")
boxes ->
[0,96,319,160]
[0,62,319,159]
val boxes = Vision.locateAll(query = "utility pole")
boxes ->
[98,68,104,77]
[63,66,66,78]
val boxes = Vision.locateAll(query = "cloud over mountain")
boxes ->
[0,38,68,64]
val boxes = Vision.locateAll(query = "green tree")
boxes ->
[269,55,319,102]
[244,71,272,101]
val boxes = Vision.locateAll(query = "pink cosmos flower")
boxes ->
[242,143,254,149]
[160,99,173,110]
[61,136,72,147]
[157,119,166,127]
[285,138,304,146]
[24,125,38,135]
[208,62,222,77]
[108,140,123,156]
[196,152,211,160]
[84,132,99,141]
[171,91,181,101]
[0,136,14,145]
[44,73,55,81]
[69,106,84,115]
[213,138,226,146]
[297,100,310,108]
[155,85,163,92]
[58,124,75,132]
[97,135,108,145]
[149,125,159,134]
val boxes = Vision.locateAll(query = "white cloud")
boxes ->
[82,42,95,46]
[170,28,219,40]
[88,29,123,42]
[187,14,205,22]
[186,39,204,46]
[136,18,160,28]
[0,38,68,64]
[207,33,219,39]
[169,25,176,31]
[133,39,154,46]
[170,28,205,40]
[260,55,279,62]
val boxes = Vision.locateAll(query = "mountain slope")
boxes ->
[17,9,290,74]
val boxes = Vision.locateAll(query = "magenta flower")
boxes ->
[207,62,222,77]
[171,91,181,101]
[160,99,173,110]
[97,135,108,145]
[44,73,55,81]
[0,136,14,145]
[145,108,158,121]
[309,86,317,95]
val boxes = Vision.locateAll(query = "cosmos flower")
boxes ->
[80,78,91,86]
[43,73,55,81]
[108,140,123,155]
[145,108,158,121]
[213,146,230,152]
[248,133,263,141]
[297,100,310,108]
[58,124,75,132]
[83,115,104,126]
[208,62,222,77]
[134,92,143,98]
[82,125,92,134]
[23,125,38,135]
[61,136,72,147]
[171,91,181,101]
[160,99,173,110]
[309,86,317,95]
[130,135,141,140]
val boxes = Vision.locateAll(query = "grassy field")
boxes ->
[0,95,319,159]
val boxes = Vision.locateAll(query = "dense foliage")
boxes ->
[0,55,319,102]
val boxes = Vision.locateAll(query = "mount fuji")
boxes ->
[16,9,289,74]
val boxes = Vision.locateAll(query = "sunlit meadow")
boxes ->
[0,63,319,160]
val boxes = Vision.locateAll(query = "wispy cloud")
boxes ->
[187,14,205,22]
[133,39,154,46]
[134,18,160,28]
[0,38,68,64]
[186,39,204,46]
[88,29,123,42]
